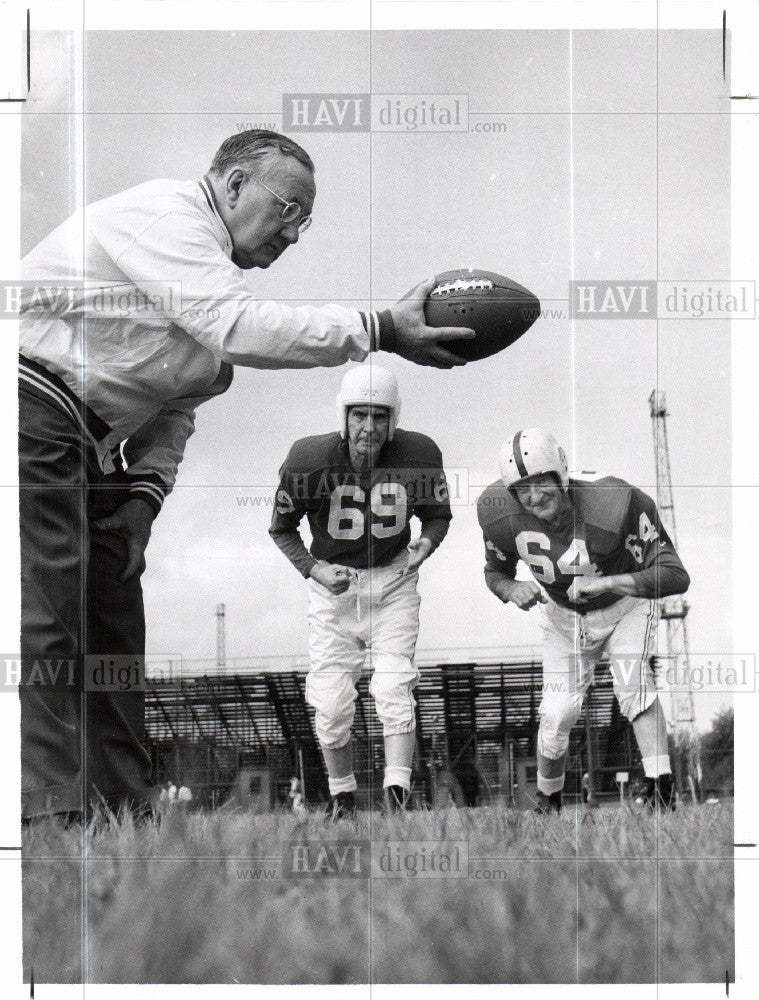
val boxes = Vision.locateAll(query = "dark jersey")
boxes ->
[270,429,451,572]
[477,474,689,612]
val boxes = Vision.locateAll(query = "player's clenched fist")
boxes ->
[565,576,609,604]
[309,561,353,595]
[497,579,548,611]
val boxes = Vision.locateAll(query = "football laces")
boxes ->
[431,278,494,297]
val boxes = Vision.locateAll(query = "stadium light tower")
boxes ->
[648,390,701,799]
[216,603,226,670]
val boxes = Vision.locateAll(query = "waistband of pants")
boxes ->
[545,594,644,629]
[19,354,112,445]
[350,548,409,581]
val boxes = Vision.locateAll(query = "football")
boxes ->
[424,268,540,362]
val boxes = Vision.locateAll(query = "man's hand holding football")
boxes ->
[390,277,475,370]
[309,561,353,595]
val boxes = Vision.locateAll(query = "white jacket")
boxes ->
[19,177,389,512]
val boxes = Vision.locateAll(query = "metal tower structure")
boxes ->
[216,603,226,670]
[648,390,701,799]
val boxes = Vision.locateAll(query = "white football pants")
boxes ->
[306,551,421,750]
[537,595,660,760]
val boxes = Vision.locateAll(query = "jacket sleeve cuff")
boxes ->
[127,477,167,517]
[359,309,397,354]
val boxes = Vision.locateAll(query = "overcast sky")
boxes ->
[20,28,732,728]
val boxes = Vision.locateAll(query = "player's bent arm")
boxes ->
[484,568,519,603]
[570,574,640,600]
[629,554,690,599]
[418,515,451,555]
[625,487,690,597]
[268,526,318,579]
[570,558,690,602]
[483,542,521,602]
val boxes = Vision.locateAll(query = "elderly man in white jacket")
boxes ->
[18,128,472,822]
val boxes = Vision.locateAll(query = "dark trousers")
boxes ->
[19,383,153,820]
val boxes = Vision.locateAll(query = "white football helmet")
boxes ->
[336,364,400,439]
[498,428,569,490]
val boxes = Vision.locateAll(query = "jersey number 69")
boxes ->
[327,483,407,540]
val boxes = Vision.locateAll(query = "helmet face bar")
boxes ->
[498,428,569,490]
[336,364,401,439]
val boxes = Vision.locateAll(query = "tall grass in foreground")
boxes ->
[21,802,733,985]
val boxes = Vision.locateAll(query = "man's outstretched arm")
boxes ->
[104,212,474,370]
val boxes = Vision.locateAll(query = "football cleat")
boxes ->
[499,428,569,490]
[384,785,411,812]
[638,774,676,811]
[22,809,84,829]
[325,790,358,822]
[534,790,563,814]
[336,365,400,440]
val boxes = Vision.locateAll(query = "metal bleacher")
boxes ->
[145,656,641,807]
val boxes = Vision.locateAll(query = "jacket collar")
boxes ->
[199,175,234,256]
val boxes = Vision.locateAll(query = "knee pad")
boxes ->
[370,653,418,734]
[538,694,583,759]
[306,672,357,750]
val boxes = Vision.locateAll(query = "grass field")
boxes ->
[22,800,733,985]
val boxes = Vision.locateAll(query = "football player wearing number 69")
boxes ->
[476,428,690,813]
[269,365,451,818]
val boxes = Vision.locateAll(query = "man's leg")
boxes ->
[383,732,417,810]
[536,608,598,805]
[538,751,566,783]
[368,566,421,800]
[19,386,90,985]
[605,600,673,800]
[384,731,417,778]
[306,578,363,803]
[19,387,88,820]
[85,485,153,816]
[322,743,354,787]
[631,698,670,772]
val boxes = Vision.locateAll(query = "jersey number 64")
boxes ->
[516,531,601,586]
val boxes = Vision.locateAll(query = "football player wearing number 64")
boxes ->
[476,429,690,813]
[269,365,451,818]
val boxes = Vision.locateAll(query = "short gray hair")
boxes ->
[209,130,314,176]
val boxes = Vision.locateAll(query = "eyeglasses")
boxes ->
[248,174,312,234]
